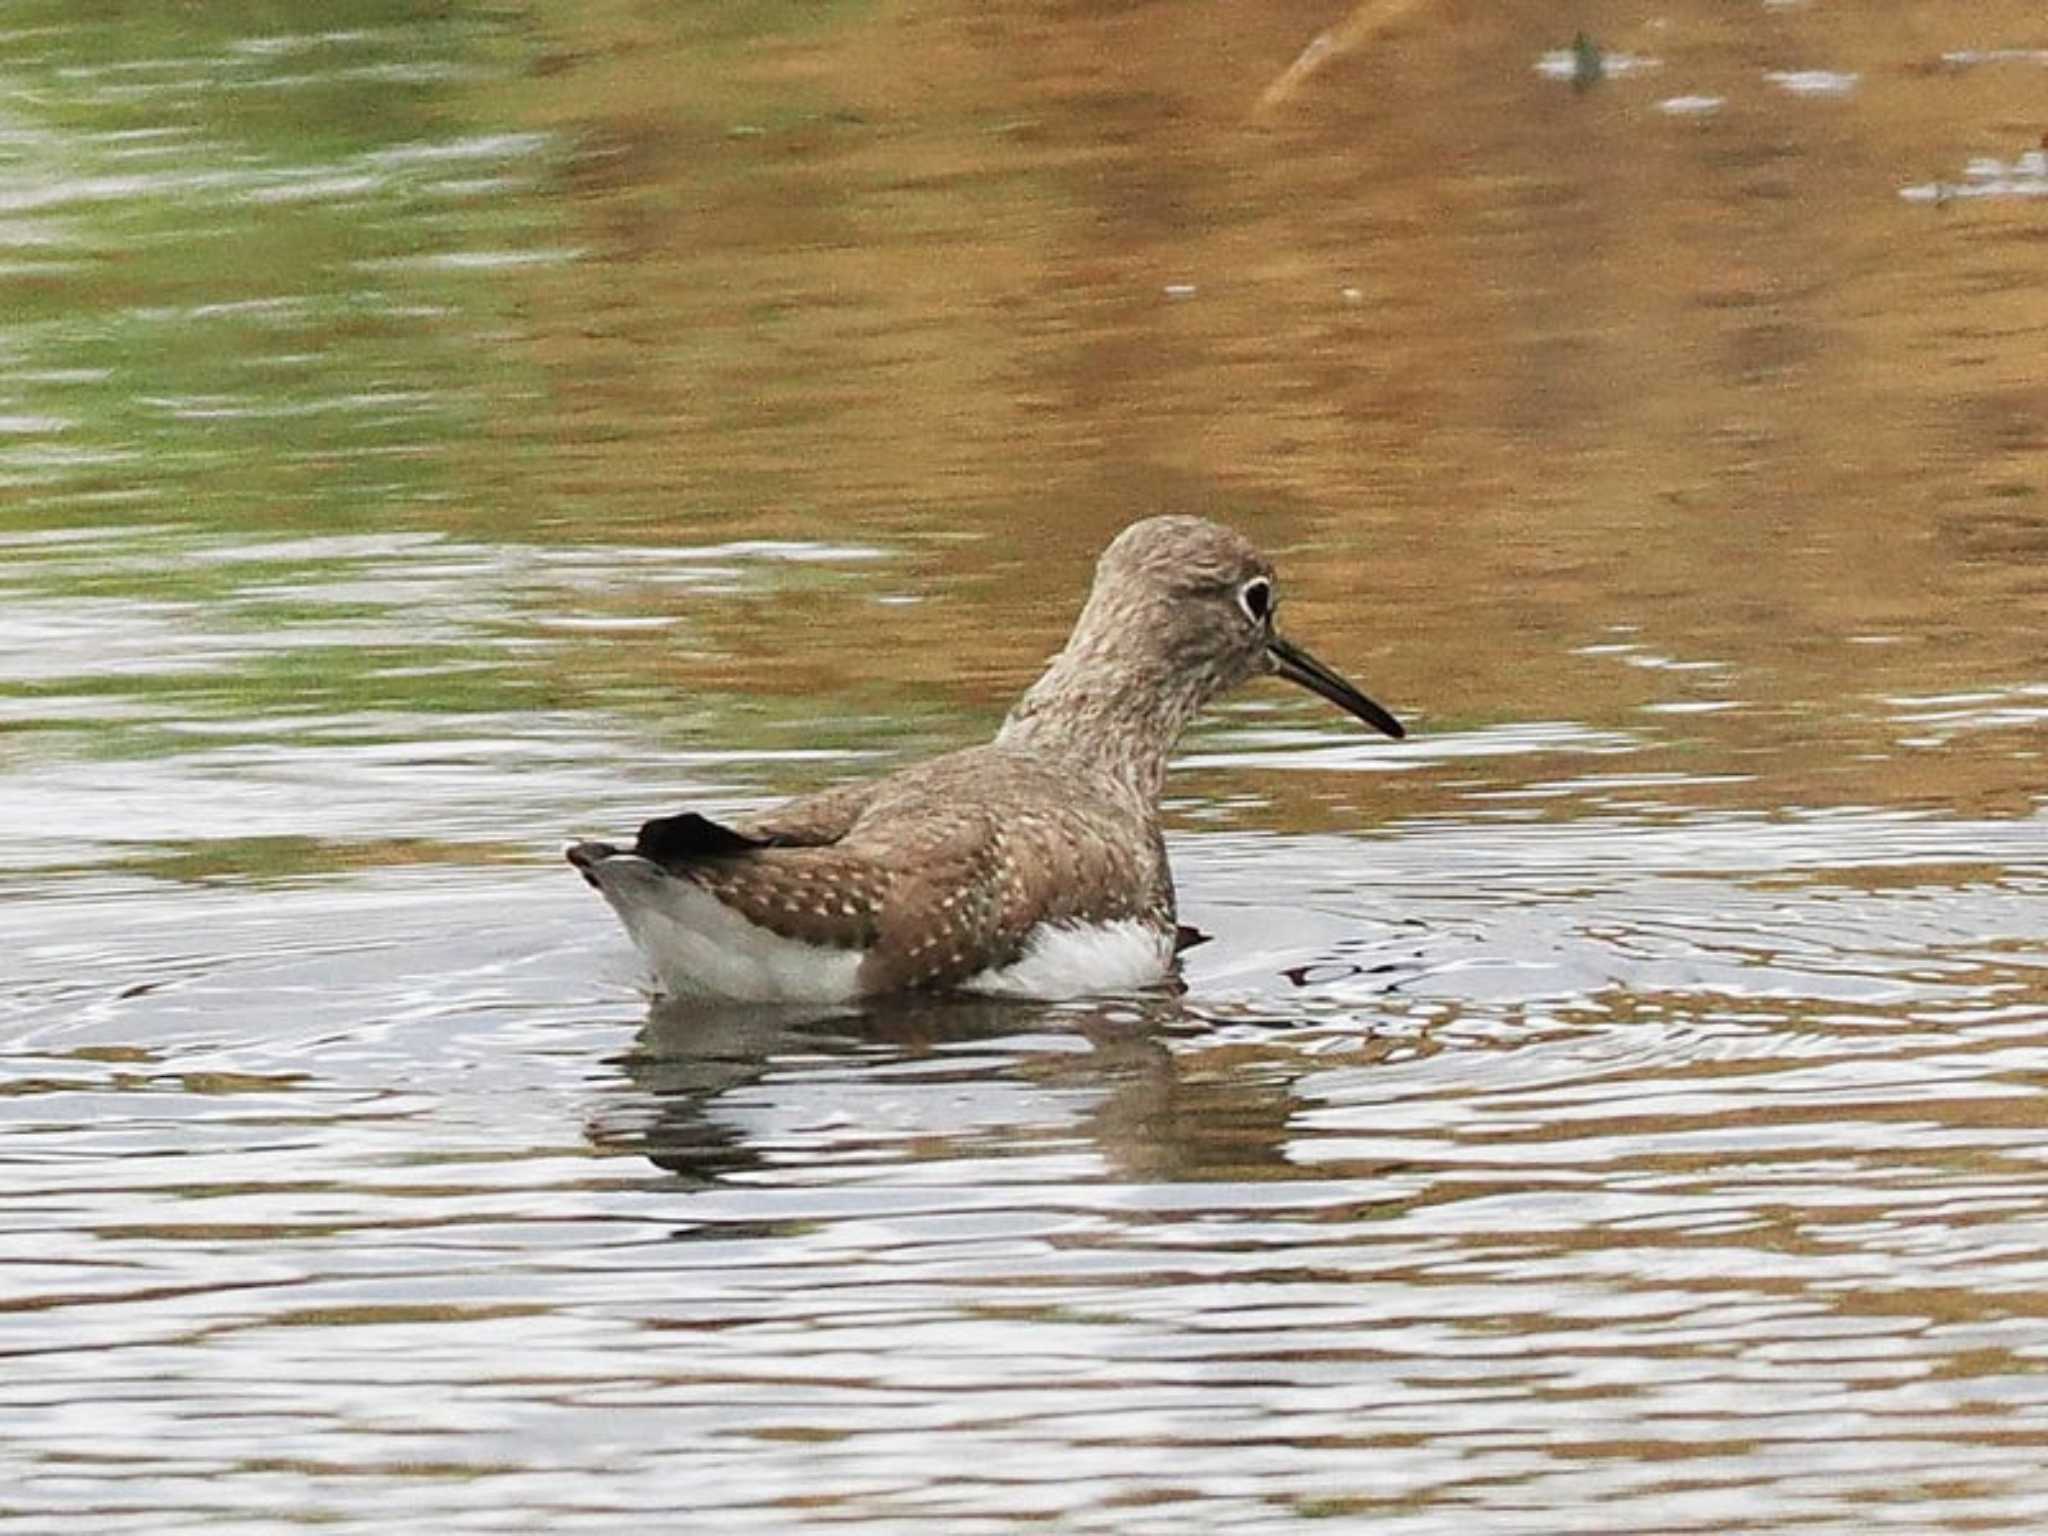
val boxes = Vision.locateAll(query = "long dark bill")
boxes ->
[1267,635,1405,740]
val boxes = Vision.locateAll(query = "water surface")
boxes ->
[3,3,2046,1531]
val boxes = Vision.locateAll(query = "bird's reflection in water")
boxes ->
[586,985,1313,1190]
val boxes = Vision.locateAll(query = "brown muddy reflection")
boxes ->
[601,990,1311,1188]
[479,0,2045,834]
[572,898,2048,1525]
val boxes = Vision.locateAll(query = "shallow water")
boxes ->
[4,3,2047,1532]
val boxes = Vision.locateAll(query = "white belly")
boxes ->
[964,917,1175,1000]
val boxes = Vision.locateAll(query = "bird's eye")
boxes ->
[1237,577,1273,625]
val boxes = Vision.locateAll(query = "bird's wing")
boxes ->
[624,776,881,872]
[849,797,1173,991]
[621,761,1170,992]
[734,779,881,848]
[842,806,1018,992]
[649,803,1007,989]
[679,843,892,954]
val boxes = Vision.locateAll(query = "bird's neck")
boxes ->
[993,647,1208,806]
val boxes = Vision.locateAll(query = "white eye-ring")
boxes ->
[1237,577,1273,625]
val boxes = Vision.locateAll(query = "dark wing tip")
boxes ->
[635,811,768,866]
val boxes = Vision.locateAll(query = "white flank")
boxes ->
[584,855,1173,1003]
[585,855,864,1003]
[965,917,1174,1000]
